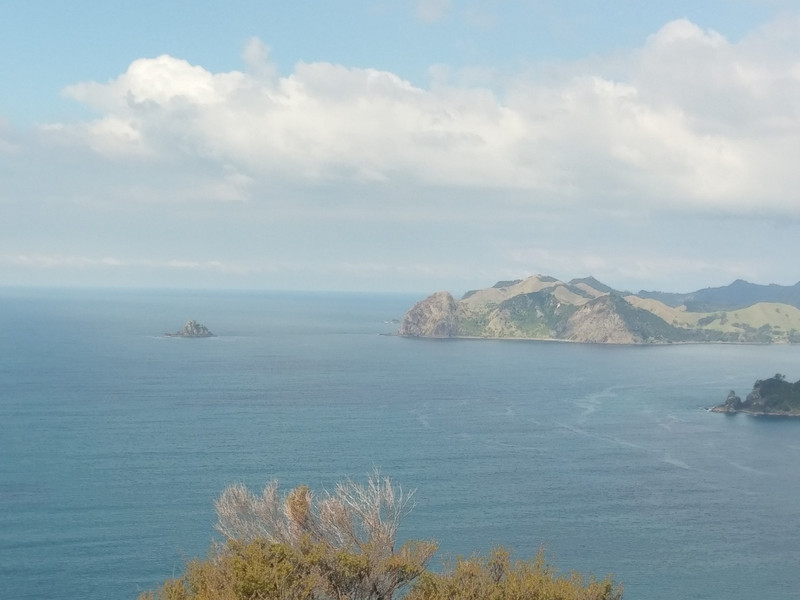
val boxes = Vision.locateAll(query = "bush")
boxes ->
[408,547,621,600]
[141,475,622,600]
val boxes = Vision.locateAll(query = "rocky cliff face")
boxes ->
[397,291,458,337]
[560,295,640,344]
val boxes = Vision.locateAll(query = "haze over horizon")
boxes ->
[3,1,800,294]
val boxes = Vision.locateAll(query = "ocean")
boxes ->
[2,287,800,599]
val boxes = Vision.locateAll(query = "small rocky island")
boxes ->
[165,320,214,338]
[712,374,800,416]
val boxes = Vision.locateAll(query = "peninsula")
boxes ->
[398,275,800,344]
[711,374,800,416]
[165,320,214,338]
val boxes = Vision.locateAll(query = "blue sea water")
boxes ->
[2,287,800,600]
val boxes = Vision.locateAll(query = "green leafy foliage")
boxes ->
[747,374,800,413]
[718,374,800,415]
[408,547,622,600]
[140,540,318,600]
[142,542,622,600]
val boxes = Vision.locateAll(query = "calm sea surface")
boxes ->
[2,287,800,600]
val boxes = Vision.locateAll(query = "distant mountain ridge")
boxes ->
[638,279,800,312]
[398,275,800,344]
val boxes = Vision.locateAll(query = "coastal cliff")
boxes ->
[398,275,800,344]
[396,291,458,337]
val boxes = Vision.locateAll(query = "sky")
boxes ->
[2,0,800,294]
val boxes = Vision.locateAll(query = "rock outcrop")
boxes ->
[397,291,458,337]
[166,320,214,337]
[711,375,800,416]
[713,390,743,413]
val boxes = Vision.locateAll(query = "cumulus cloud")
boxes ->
[242,37,279,82]
[45,18,800,218]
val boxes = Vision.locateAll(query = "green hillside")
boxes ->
[399,275,800,344]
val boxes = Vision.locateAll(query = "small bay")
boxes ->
[2,287,799,599]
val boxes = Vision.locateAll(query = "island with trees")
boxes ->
[140,472,622,600]
[712,374,800,416]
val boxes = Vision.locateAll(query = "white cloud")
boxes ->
[242,37,279,83]
[44,19,800,219]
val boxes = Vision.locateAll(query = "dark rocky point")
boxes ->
[166,320,214,338]
[711,374,800,416]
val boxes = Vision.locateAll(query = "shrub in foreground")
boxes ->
[408,547,622,600]
[140,473,622,600]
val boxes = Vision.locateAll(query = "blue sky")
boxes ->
[2,1,800,293]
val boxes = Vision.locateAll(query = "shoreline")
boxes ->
[709,406,800,417]
[394,334,793,346]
